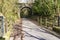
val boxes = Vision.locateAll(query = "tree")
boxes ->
[32,0,55,26]
[32,0,53,17]
[0,0,19,40]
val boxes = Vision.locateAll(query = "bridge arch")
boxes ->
[20,6,32,18]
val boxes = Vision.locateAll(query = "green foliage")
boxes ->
[0,0,3,12]
[2,0,19,27]
[31,0,60,29]
[32,0,54,17]
[53,27,60,34]
[0,0,19,38]
[0,37,5,40]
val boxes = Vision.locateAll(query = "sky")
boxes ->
[18,0,35,3]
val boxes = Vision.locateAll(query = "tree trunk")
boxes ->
[45,17,47,27]
[40,16,42,26]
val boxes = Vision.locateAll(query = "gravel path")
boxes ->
[10,18,60,40]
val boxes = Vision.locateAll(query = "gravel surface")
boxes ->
[10,18,60,40]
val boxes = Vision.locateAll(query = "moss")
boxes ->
[0,37,5,40]
[53,27,60,34]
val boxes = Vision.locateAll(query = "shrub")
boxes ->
[53,27,60,34]
[0,37,5,40]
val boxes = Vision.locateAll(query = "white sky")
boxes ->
[18,0,28,3]
[18,0,35,3]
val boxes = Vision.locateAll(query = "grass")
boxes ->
[53,27,60,34]
[0,37,5,40]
